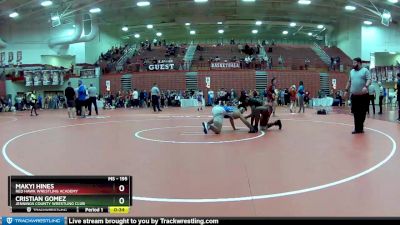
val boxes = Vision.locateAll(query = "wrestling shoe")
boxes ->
[276,120,282,130]
[202,122,208,134]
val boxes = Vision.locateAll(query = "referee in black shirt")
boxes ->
[65,82,76,119]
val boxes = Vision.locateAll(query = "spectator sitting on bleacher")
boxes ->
[238,44,243,53]
[305,58,310,70]
[278,55,284,66]
[196,44,203,51]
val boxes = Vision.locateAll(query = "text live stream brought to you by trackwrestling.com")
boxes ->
[2,217,400,225]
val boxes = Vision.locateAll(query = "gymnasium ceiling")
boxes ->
[0,0,399,41]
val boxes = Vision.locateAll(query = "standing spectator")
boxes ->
[304,91,310,107]
[38,95,42,109]
[77,80,88,118]
[297,81,305,113]
[397,73,400,121]
[29,90,38,116]
[230,89,237,101]
[151,83,162,112]
[378,82,384,115]
[65,81,76,119]
[132,88,139,108]
[87,83,99,116]
[367,82,376,115]
[197,90,203,111]
[161,92,166,108]
[344,57,371,134]
[267,78,277,116]
[208,89,214,106]
[289,85,297,113]
[139,90,145,108]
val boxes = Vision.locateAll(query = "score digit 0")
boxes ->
[119,185,125,192]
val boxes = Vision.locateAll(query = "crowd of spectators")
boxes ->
[97,45,129,74]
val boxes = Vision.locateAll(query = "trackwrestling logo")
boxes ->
[2,217,64,225]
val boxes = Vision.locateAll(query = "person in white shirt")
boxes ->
[132,88,139,108]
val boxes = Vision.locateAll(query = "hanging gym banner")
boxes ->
[210,62,240,69]
[148,63,175,71]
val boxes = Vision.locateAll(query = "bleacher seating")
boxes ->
[266,44,326,70]
[128,45,186,72]
[100,43,353,74]
[323,46,353,67]
[193,45,246,62]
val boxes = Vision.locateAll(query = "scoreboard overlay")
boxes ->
[8,176,132,213]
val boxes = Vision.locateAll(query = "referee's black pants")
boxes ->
[351,94,369,132]
[152,95,161,112]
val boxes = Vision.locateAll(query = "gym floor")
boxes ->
[1,105,399,216]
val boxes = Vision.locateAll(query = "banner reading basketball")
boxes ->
[211,62,240,69]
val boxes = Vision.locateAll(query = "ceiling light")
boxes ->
[194,0,208,2]
[317,24,324,29]
[122,26,128,31]
[137,1,150,7]
[51,15,60,21]
[345,5,356,11]
[283,30,289,35]
[308,32,313,36]
[255,21,262,25]
[389,51,396,54]
[242,0,256,2]
[388,0,398,3]
[364,21,373,25]
[9,12,19,18]
[382,11,392,19]
[156,32,162,36]
[134,34,140,38]
[41,1,53,7]
[252,29,258,34]
[218,29,224,34]
[147,24,153,29]
[89,8,101,13]
[298,0,311,5]
[190,30,196,35]
[185,23,191,26]
[290,22,297,27]
[217,22,223,25]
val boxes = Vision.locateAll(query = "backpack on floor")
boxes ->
[317,109,327,115]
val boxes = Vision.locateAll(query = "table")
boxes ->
[180,98,205,108]
[311,97,334,107]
